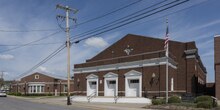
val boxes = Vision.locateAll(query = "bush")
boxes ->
[168,96,181,103]
[16,92,22,96]
[194,95,212,103]
[26,94,47,96]
[47,93,53,96]
[60,93,67,96]
[197,101,212,109]
[7,92,16,95]
[152,98,165,105]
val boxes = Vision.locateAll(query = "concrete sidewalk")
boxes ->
[8,95,150,110]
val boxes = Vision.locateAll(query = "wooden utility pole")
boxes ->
[56,4,77,105]
[0,71,4,90]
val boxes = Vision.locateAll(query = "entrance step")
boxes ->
[71,96,151,104]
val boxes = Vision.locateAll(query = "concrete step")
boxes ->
[71,96,151,104]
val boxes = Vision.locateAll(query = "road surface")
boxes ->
[0,97,89,110]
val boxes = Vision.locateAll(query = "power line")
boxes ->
[69,0,169,42]
[0,42,63,46]
[69,0,177,42]
[17,44,66,79]
[0,31,62,53]
[71,0,189,43]
[16,0,191,80]
[0,28,60,32]
[102,0,209,36]
[72,0,143,27]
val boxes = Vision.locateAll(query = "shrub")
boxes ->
[194,95,212,103]
[197,101,212,109]
[26,94,47,96]
[7,92,15,95]
[47,93,53,96]
[16,92,22,96]
[152,98,165,105]
[168,96,181,103]
[60,93,67,96]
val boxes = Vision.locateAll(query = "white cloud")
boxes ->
[105,32,121,41]
[36,66,50,73]
[0,54,14,60]
[192,20,220,31]
[84,37,109,48]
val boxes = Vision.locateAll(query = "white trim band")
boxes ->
[74,57,177,74]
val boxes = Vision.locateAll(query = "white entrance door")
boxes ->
[127,79,139,97]
[86,74,99,96]
[105,80,116,96]
[125,70,142,97]
[88,81,97,96]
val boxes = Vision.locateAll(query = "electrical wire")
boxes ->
[0,31,62,53]
[0,42,63,46]
[71,0,189,43]
[16,0,191,79]
[70,0,144,28]
[0,28,60,32]
[68,0,177,42]
[69,0,169,41]
[17,44,66,79]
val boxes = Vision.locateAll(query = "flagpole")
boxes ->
[165,18,169,104]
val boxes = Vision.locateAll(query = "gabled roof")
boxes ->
[19,72,66,81]
[86,34,193,62]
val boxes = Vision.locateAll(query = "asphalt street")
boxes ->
[0,97,89,110]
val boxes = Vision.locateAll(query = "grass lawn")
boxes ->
[9,95,66,99]
[146,102,215,110]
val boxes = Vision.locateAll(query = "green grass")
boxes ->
[170,102,197,108]
[11,95,65,99]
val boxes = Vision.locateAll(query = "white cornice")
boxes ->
[214,35,220,37]
[74,57,177,74]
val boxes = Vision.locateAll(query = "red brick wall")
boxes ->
[11,73,74,95]
[215,36,220,99]
[74,34,207,97]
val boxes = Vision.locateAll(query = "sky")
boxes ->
[0,0,219,82]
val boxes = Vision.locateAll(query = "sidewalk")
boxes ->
[8,95,150,110]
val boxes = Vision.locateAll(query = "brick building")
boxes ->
[73,34,207,97]
[11,72,74,95]
[215,35,220,99]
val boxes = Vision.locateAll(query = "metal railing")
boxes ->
[87,91,96,103]
[114,91,123,103]
[114,95,119,104]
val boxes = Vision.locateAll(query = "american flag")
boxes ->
[164,21,169,57]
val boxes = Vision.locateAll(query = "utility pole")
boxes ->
[165,19,169,104]
[56,4,77,105]
[0,71,4,90]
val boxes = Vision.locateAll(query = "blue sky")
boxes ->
[0,0,219,82]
